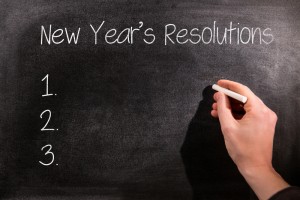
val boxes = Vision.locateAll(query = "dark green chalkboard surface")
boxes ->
[1,0,300,199]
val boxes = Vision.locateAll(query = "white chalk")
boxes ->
[212,84,248,103]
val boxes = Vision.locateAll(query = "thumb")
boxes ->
[215,92,236,130]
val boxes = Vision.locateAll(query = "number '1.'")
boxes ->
[41,74,53,97]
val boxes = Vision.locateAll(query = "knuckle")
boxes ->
[243,85,250,91]
[269,111,278,123]
[221,125,235,134]
[262,108,277,124]
[242,85,253,93]
[257,106,276,121]
[261,107,269,115]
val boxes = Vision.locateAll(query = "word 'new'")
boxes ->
[41,25,81,45]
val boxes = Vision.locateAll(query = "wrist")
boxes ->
[238,165,290,200]
[238,164,274,179]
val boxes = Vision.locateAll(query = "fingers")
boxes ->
[211,110,218,118]
[214,92,236,130]
[217,79,254,97]
[212,103,217,110]
[211,98,246,119]
[211,80,263,121]
[211,103,218,118]
[217,79,261,112]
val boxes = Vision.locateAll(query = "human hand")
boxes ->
[211,79,277,171]
[211,80,289,200]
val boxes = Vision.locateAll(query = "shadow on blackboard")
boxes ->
[181,86,257,200]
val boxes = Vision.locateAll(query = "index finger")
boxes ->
[217,79,262,111]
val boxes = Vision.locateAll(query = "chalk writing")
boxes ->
[39,74,58,166]
[41,24,80,45]
[39,144,55,166]
[41,21,273,46]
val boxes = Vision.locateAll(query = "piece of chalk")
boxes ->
[212,84,248,103]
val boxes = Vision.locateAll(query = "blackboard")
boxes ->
[1,0,300,199]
